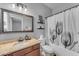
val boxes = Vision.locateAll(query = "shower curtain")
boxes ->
[47,13,64,38]
[64,7,79,42]
[47,6,79,46]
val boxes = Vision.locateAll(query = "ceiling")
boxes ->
[44,3,79,14]
[44,3,79,10]
[24,3,79,16]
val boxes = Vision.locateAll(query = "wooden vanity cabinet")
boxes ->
[6,43,40,56]
[25,49,40,56]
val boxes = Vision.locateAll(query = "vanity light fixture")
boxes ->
[12,3,27,11]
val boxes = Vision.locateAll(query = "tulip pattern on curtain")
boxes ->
[47,6,79,46]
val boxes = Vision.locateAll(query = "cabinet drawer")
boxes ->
[25,49,40,56]
[12,47,33,56]
[32,44,40,50]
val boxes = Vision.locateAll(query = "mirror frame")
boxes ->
[1,8,34,33]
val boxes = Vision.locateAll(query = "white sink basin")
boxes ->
[14,41,27,49]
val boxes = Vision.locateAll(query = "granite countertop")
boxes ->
[0,38,40,56]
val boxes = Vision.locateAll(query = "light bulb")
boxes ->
[12,4,15,8]
[24,8,27,11]
[19,6,22,10]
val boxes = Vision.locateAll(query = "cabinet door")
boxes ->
[11,47,33,56]
[25,49,40,56]
[32,44,40,50]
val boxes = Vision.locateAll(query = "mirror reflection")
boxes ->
[3,9,33,32]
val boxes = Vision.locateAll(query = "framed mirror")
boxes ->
[1,8,33,33]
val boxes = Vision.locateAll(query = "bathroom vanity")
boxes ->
[0,38,40,56]
[0,8,40,56]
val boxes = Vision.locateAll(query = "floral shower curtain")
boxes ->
[47,12,64,39]
[47,12,65,45]
[47,6,79,45]
[64,10,75,43]
[64,7,79,42]
[47,15,57,39]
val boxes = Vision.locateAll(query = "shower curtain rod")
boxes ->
[45,4,79,18]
